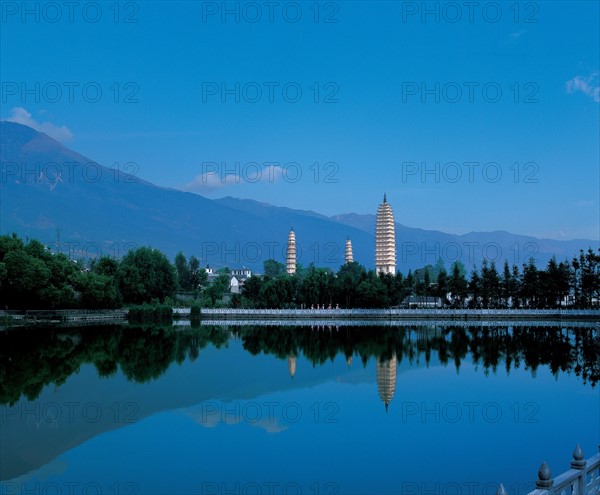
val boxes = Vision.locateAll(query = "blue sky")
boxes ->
[1,1,599,240]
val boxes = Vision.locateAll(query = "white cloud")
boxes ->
[574,200,595,207]
[182,405,288,434]
[183,164,284,192]
[249,418,288,434]
[508,30,524,41]
[5,107,74,142]
[566,73,600,103]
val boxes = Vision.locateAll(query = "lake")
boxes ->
[0,323,598,495]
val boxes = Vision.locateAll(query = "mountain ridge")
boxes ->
[1,121,596,272]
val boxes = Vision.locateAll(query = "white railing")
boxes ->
[173,308,191,315]
[197,319,599,329]
[197,308,600,318]
[498,445,600,495]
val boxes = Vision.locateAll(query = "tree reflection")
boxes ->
[0,324,597,406]
[0,324,229,405]
[234,325,599,390]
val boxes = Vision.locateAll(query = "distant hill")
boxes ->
[331,213,594,270]
[1,121,596,273]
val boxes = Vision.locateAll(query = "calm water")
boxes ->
[0,323,598,495]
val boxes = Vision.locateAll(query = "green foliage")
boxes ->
[80,272,122,309]
[127,304,173,323]
[118,247,176,304]
[175,251,192,290]
[204,272,231,306]
[356,272,389,308]
[190,304,201,320]
[263,259,286,278]
[336,261,366,307]
[93,256,120,277]
[0,235,177,309]
[189,256,207,289]
[0,234,597,310]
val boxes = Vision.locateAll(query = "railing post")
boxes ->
[535,461,553,490]
[570,444,585,494]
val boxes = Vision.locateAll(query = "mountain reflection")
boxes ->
[0,324,597,407]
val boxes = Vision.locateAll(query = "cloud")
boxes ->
[182,404,288,434]
[183,164,284,192]
[566,73,600,103]
[5,107,74,142]
[574,200,595,207]
[508,30,524,41]
[249,418,288,434]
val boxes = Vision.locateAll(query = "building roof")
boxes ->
[402,295,441,303]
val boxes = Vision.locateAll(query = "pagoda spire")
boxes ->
[345,237,354,264]
[286,228,297,275]
[375,194,396,275]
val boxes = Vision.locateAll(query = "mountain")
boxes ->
[1,121,596,273]
[0,121,373,271]
[0,336,381,480]
[331,213,594,270]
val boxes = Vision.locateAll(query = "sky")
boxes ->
[1,1,599,240]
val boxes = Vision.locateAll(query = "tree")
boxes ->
[263,259,286,278]
[259,276,294,308]
[0,233,24,260]
[299,265,334,307]
[468,267,481,308]
[436,267,448,306]
[405,270,415,295]
[423,268,431,297]
[80,272,122,308]
[174,252,192,290]
[118,247,177,304]
[572,248,600,308]
[93,256,120,278]
[481,260,500,308]
[394,272,410,307]
[336,261,366,308]
[543,256,561,308]
[356,273,389,308]
[449,262,467,307]
[204,272,231,306]
[557,260,572,307]
[2,250,51,307]
[378,272,396,305]
[501,261,513,308]
[521,258,538,308]
[189,256,207,289]
[511,264,521,308]
[241,275,263,307]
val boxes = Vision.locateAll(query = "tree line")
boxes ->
[0,234,598,309]
[0,234,193,309]
[239,250,600,309]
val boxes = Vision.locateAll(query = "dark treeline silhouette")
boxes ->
[1,324,597,405]
[0,324,229,406]
[0,234,201,309]
[239,250,600,309]
[1,233,598,309]
[235,326,599,388]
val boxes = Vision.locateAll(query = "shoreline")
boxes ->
[199,308,600,321]
[1,308,599,328]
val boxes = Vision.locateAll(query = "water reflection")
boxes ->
[377,355,397,412]
[0,323,598,491]
[1,324,597,408]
